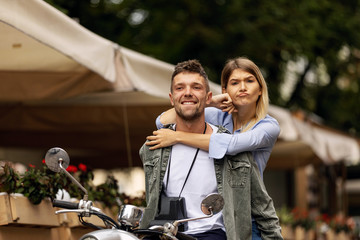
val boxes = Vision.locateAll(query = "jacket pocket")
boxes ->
[144,157,160,192]
[227,160,250,188]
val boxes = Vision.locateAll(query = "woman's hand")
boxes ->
[210,93,237,114]
[145,129,178,150]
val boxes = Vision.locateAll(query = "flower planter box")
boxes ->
[0,193,60,240]
[0,193,118,240]
[294,226,315,240]
[281,225,294,239]
[326,229,351,240]
[0,193,59,226]
[0,226,57,240]
[280,225,316,240]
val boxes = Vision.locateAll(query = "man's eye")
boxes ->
[230,81,238,85]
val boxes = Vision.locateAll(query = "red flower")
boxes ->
[42,159,46,164]
[66,165,78,173]
[321,213,331,223]
[29,164,36,168]
[78,163,87,172]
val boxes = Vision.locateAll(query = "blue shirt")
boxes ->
[155,107,280,177]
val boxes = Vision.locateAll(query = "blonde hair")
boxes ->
[221,57,269,132]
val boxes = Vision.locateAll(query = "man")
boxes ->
[139,60,283,240]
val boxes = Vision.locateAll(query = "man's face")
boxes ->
[170,72,212,121]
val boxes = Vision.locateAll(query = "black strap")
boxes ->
[165,123,207,197]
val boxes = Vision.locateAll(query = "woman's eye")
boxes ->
[247,77,257,83]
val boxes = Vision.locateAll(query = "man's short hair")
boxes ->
[170,59,210,92]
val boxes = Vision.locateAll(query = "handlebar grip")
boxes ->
[53,199,79,209]
[176,231,197,240]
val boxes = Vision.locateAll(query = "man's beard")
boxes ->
[174,105,204,121]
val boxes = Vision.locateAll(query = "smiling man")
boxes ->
[169,61,212,129]
[140,60,227,239]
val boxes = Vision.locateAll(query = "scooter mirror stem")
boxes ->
[173,210,214,227]
[59,159,89,201]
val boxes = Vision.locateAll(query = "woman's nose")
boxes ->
[239,81,246,90]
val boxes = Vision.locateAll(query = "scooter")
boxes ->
[45,147,224,240]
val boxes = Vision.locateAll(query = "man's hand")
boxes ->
[209,93,237,114]
[146,129,178,150]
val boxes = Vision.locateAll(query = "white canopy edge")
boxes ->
[292,118,360,165]
[0,0,117,82]
[269,105,299,141]
[116,46,222,98]
[269,105,360,165]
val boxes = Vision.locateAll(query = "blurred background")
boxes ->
[1,0,360,238]
[46,0,360,132]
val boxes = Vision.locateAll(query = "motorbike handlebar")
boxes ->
[53,199,79,209]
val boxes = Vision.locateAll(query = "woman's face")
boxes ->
[223,68,261,109]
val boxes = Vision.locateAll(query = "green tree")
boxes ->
[45,0,360,136]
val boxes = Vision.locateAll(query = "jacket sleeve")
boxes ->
[250,158,283,240]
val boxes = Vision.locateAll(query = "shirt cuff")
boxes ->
[155,113,164,129]
[209,132,233,159]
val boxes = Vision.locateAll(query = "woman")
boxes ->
[146,57,280,239]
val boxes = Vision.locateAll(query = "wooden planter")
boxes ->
[281,225,294,239]
[0,193,59,240]
[0,193,117,240]
[281,225,316,240]
[326,229,351,240]
[0,192,59,226]
[294,226,315,240]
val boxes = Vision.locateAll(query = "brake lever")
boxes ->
[55,206,101,217]
[55,209,87,215]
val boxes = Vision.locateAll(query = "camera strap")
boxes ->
[165,122,207,197]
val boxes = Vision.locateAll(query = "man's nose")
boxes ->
[184,86,192,96]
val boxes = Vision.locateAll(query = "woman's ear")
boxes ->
[222,88,227,94]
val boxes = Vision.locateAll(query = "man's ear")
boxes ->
[222,88,227,94]
[206,91,213,105]
[169,92,174,106]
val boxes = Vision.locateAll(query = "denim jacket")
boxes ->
[139,125,283,240]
